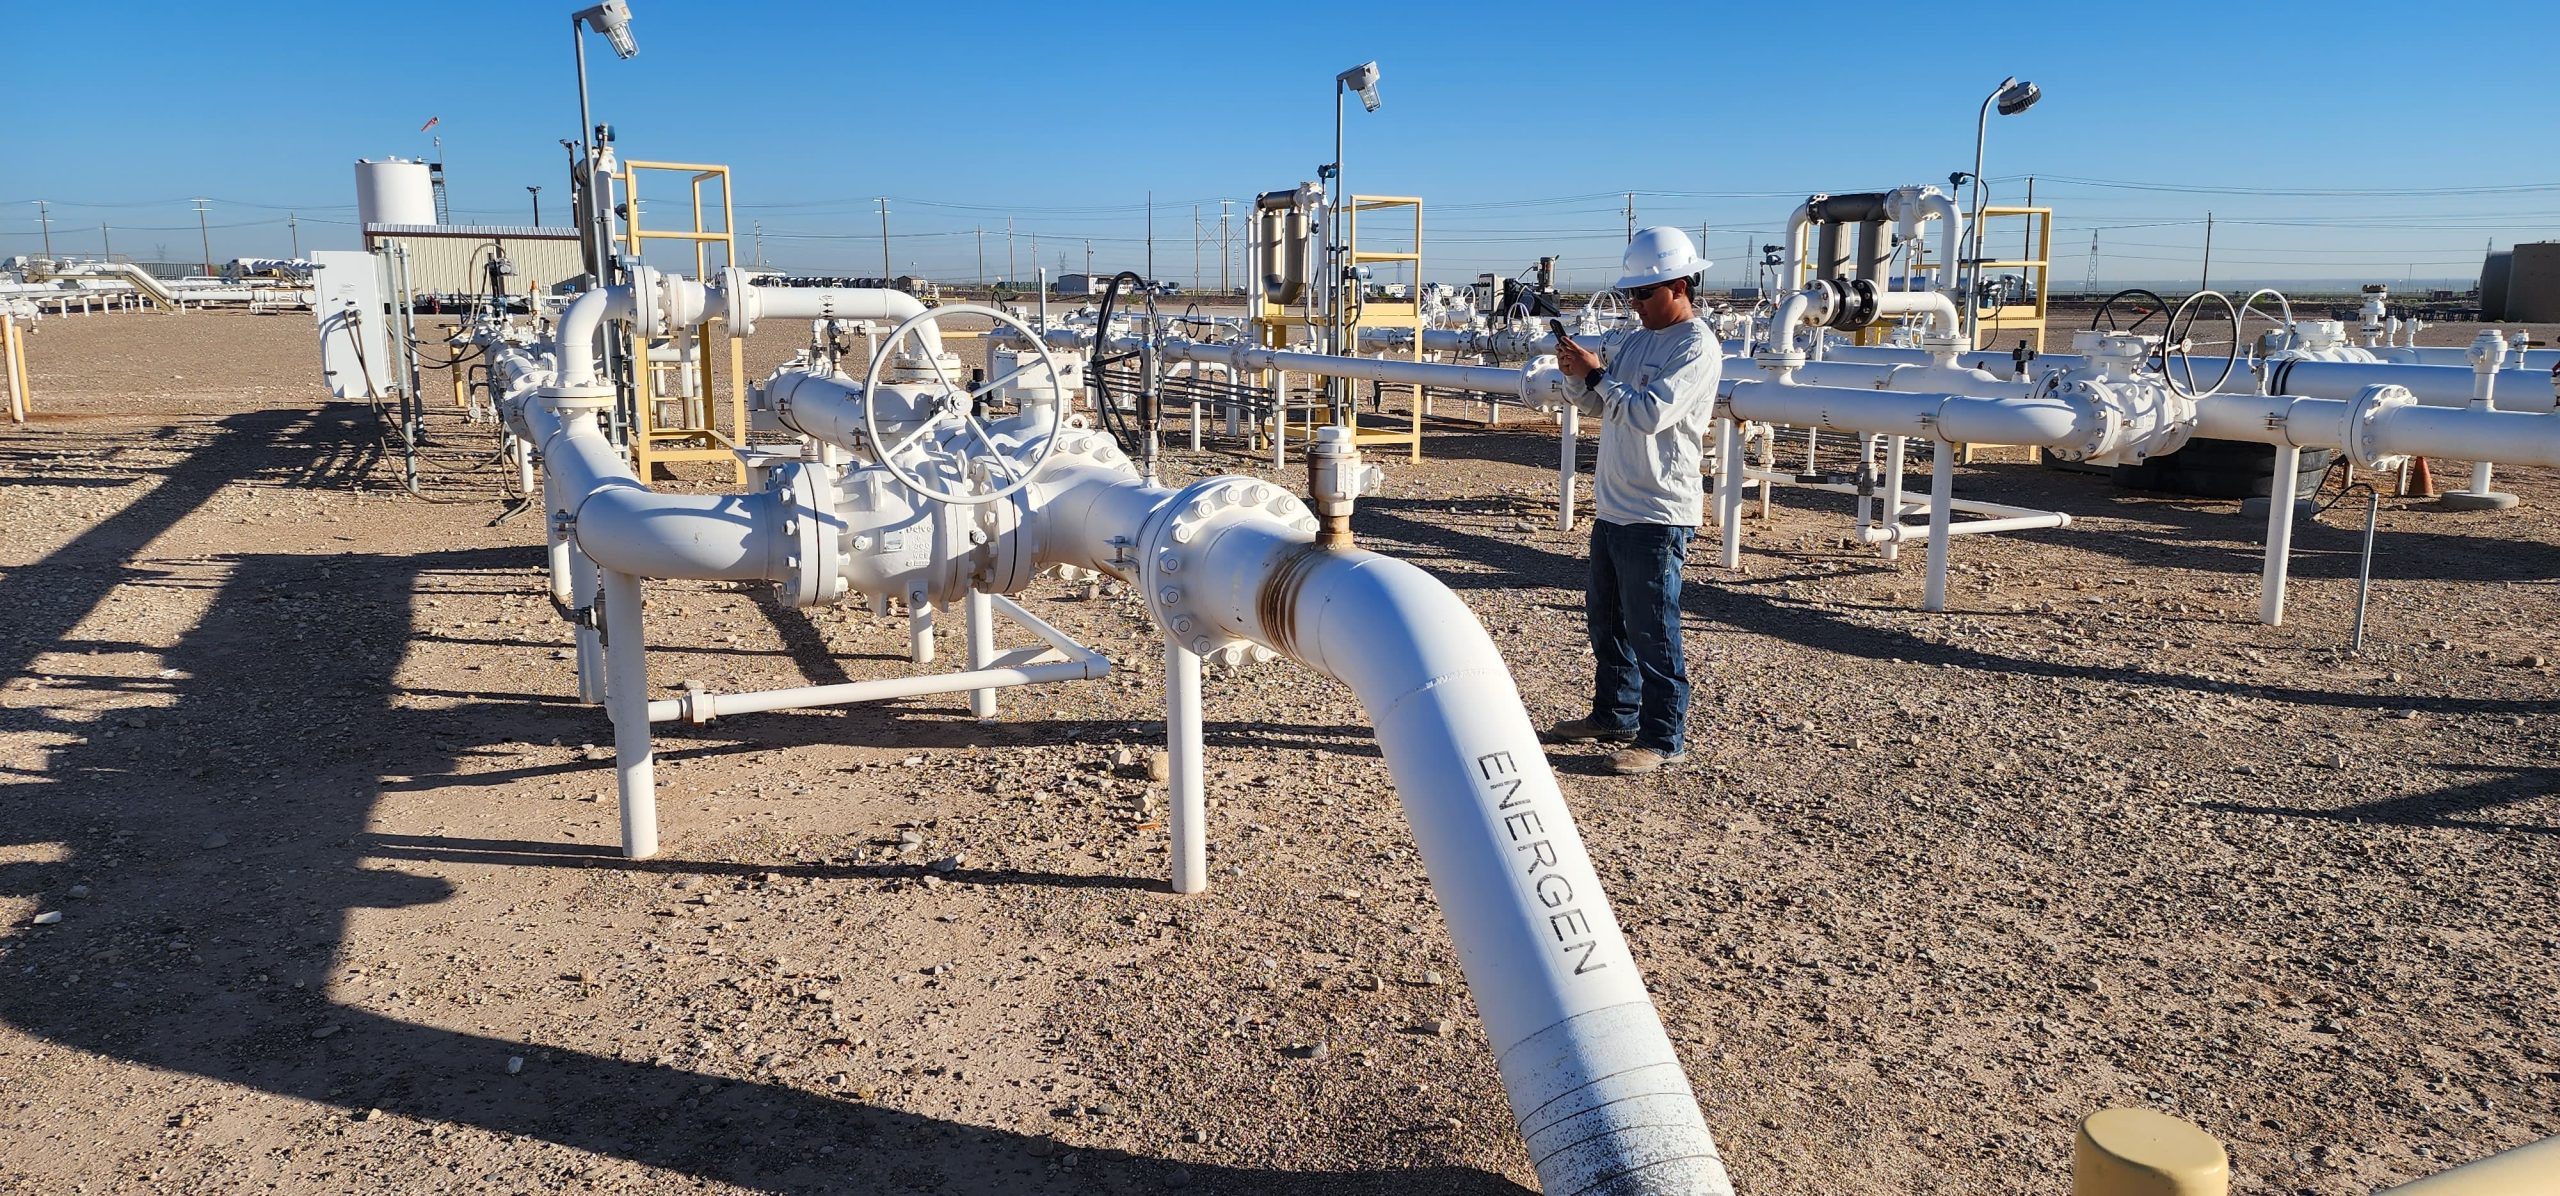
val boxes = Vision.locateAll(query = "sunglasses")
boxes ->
[1624,282,1671,302]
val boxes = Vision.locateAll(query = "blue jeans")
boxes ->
[1585,520,1692,755]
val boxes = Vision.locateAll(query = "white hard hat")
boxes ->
[1613,225,1713,291]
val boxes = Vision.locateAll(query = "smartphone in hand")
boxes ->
[1548,319,1569,343]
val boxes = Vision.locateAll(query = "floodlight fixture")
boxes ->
[576,1,638,59]
[1338,61,1381,112]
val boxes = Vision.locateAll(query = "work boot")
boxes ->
[1602,746,1685,775]
[1542,717,1635,744]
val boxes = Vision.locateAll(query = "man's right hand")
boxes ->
[1555,334,1602,379]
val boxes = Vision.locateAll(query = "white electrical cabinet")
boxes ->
[312,250,389,401]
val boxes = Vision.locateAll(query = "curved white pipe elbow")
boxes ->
[573,486,789,581]
[1142,506,1731,1194]
[527,395,791,583]
[557,287,636,387]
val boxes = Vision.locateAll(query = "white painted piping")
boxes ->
[1145,505,1731,1196]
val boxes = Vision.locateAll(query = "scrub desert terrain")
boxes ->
[0,307,2553,1194]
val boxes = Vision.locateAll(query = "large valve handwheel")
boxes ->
[2163,289,2241,399]
[2089,288,2172,335]
[860,302,1067,505]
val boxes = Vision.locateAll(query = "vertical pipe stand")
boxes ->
[1556,405,1579,533]
[964,589,997,718]
[1922,443,1956,612]
[2259,444,2302,625]
[600,568,659,859]
[1165,640,1206,894]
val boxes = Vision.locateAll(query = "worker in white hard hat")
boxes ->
[1541,226,1722,775]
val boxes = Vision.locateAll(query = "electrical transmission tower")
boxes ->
[2084,231,2099,296]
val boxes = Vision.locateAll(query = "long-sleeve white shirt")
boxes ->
[1562,318,1721,527]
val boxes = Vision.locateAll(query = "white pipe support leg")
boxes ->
[2260,444,2303,626]
[909,587,936,665]
[1922,446,1956,612]
[1715,416,1746,569]
[1880,434,1908,562]
[1557,405,1579,533]
[600,568,659,860]
[1165,640,1207,895]
[964,589,997,718]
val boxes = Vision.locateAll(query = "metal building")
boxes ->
[360,224,585,298]
[2501,242,2560,323]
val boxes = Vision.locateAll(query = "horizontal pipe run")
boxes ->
[1727,380,2091,449]
[1159,338,1536,398]
[2194,392,2560,468]
[2268,360,2558,413]
[646,656,1106,724]
[1858,511,2070,542]
[1742,468,2061,522]
[646,591,1112,723]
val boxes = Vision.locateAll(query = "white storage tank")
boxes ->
[354,158,436,227]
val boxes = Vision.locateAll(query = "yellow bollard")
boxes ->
[2377,1133,2560,1194]
[2074,1108,2229,1196]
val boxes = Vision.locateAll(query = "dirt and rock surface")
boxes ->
[0,308,2554,1195]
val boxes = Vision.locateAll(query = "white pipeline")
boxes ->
[1150,510,1731,1195]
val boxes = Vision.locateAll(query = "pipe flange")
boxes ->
[719,265,757,336]
[1139,477,1313,670]
[772,461,842,608]
[1824,277,1882,331]
[537,383,616,413]
[2345,383,2416,470]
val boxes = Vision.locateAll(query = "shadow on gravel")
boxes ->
[1353,486,2560,718]
[358,834,1164,892]
[2198,762,2560,835]
[0,404,1526,1194]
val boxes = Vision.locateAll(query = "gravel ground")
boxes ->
[0,308,2553,1195]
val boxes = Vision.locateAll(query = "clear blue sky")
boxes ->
[8,1,2559,289]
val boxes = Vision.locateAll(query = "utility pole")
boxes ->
[1624,192,1635,242]
[1006,217,1016,284]
[876,197,892,281]
[33,201,51,257]
[2199,210,2214,292]
[193,198,212,277]
[753,220,764,268]
[287,214,298,259]
[2085,230,2099,296]
[1192,204,1201,292]
[102,223,114,262]
[1145,190,1154,283]
[1084,240,1092,279]
[1219,199,1232,295]
[975,225,985,286]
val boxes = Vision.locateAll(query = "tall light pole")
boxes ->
[528,185,543,226]
[570,1,637,283]
[1328,59,1382,413]
[1963,75,2040,346]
